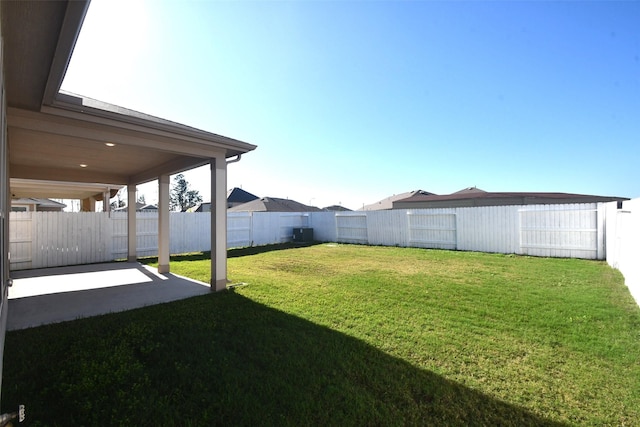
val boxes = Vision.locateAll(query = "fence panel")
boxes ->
[279,213,310,243]
[171,212,211,254]
[336,213,368,244]
[606,198,640,305]
[366,210,410,247]
[407,211,456,249]
[29,212,111,269]
[111,212,128,259]
[135,212,159,257]
[251,213,282,246]
[309,212,336,242]
[228,212,252,248]
[606,201,625,270]
[9,212,33,269]
[456,206,520,254]
[518,204,599,259]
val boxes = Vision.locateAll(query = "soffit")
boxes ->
[8,107,217,187]
[9,127,179,179]
[1,1,86,110]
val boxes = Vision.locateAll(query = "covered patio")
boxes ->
[2,1,256,294]
[7,262,211,331]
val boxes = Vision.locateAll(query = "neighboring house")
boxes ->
[140,204,158,212]
[192,187,259,212]
[228,197,323,213]
[227,187,259,209]
[361,190,435,211]
[323,205,352,212]
[393,187,628,209]
[190,203,210,213]
[11,198,66,212]
[114,203,158,212]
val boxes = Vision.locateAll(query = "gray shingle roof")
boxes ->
[361,190,435,211]
[228,197,323,212]
[226,187,259,204]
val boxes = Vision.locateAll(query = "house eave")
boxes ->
[46,94,257,158]
[41,1,91,107]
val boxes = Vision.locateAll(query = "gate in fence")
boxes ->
[407,212,457,249]
[518,207,603,259]
[335,213,368,244]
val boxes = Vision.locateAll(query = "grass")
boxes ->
[2,244,639,426]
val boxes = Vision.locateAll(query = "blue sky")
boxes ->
[62,0,640,210]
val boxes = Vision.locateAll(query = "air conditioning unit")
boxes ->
[293,227,313,243]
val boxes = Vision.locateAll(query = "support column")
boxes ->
[81,197,96,212]
[211,157,227,291]
[102,190,110,213]
[158,174,170,273]
[127,185,137,262]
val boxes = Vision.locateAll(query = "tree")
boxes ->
[170,173,203,212]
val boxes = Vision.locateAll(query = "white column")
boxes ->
[127,185,137,262]
[81,197,96,212]
[158,174,170,273]
[102,190,110,213]
[211,157,227,291]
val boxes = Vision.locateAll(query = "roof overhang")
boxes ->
[2,0,256,201]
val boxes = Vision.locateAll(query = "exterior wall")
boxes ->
[10,203,34,212]
[0,24,8,401]
[35,206,63,212]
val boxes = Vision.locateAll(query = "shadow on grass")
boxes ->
[2,291,568,426]
[138,242,322,265]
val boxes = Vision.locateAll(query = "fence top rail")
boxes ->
[407,212,457,216]
[518,208,598,213]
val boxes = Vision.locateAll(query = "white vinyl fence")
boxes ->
[9,212,112,271]
[7,202,613,271]
[606,198,640,305]
[330,203,605,259]
[9,211,320,270]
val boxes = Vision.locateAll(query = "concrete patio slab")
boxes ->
[8,262,211,330]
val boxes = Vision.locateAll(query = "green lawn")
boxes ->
[2,244,639,426]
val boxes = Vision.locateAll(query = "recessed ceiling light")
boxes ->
[105,143,115,147]
[79,164,88,168]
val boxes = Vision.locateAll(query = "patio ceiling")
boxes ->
[1,0,256,201]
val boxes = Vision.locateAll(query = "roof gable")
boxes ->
[361,190,435,211]
[228,197,323,213]
[227,187,259,204]
[453,187,486,194]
